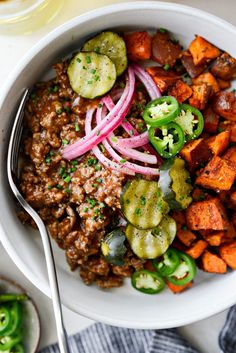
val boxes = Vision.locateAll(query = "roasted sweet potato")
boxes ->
[186,240,208,259]
[223,147,236,165]
[192,72,220,94]
[230,191,236,207]
[211,53,236,81]
[186,198,228,231]
[223,223,236,243]
[181,51,206,78]
[151,31,182,67]
[168,79,192,103]
[124,31,152,61]
[189,35,220,66]
[180,138,211,170]
[202,250,227,273]
[217,79,231,90]
[218,121,236,142]
[232,214,236,228]
[219,241,236,269]
[166,281,193,294]
[206,131,230,156]
[205,232,225,246]
[188,84,212,110]
[192,188,207,201]
[171,211,186,230]
[212,91,236,121]
[196,156,236,191]
[202,106,219,134]
[177,229,196,247]
[146,66,180,93]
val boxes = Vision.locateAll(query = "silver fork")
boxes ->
[7,89,71,353]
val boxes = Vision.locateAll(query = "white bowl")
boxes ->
[0,1,236,329]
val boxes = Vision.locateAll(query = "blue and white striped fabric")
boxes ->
[42,306,236,353]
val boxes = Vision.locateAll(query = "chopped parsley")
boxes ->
[47,185,52,190]
[98,103,103,108]
[62,139,69,145]
[90,69,96,74]
[95,164,102,171]
[56,108,63,115]
[140,195,146,206]
[83,207,88,213]
[87,198,96,208]
[56,184,63,190]
[135,208,142,216]
[159,27,167,33]
[163,64,170,71]
[64,176,71,183]
[120,159,126,163]
[76,58,81,63]
[96,178,103,183]
[99,144,106,153]
[86,55,92,64]
[71,160,78,166]
[75,123,80,132]
[87,157,97,166]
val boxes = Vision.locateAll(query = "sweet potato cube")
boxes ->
[232,214,236,228]
[223,222,236,242]
[205,232,225,246]
[181,51,206,78]
[180,138,211,170]
[202,250,227,273]
[168,80,192,103]
[188,84,212,110]
[177,229,196,247]
[189,35,220,66]
[186,240,208,259]
[171,211,186,230]
[212,91,236,122]
[219,123,236,143]
[152,31,182,67]
[217,79,231,90]
[166,281,193,294]
[202,106,219,134]
[206,131,230,156]
[186,198,228,231]
[230,191,236,207]
[192,72,220,93]
[124,31,152,61]
[196,156,236,191]
[223,147,236,165]
[211,52,236,81]
[219,241,236,269]
[146,66,180,93]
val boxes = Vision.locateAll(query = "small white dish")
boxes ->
[0,1,236,329]
[0,276,41,353]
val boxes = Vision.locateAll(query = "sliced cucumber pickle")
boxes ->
[101,229,127,266]
[125,215,177,259]
[121,179,169,230]
[67,51,116,99]
[82,31,127,76]
[158,157,193,210]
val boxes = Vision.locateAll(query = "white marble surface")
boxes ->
[0,0,235,352]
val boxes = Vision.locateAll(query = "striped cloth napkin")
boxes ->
[42,306,236,353]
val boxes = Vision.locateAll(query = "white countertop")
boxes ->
[0,1,235,352]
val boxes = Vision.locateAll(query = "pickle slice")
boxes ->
[67,51,116,99]
[82,31,127,76]
[125,216,177,259]
[121,179,169,230]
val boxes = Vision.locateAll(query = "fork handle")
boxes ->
[35,217,71,353]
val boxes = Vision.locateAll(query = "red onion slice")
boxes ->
[132,64,161,100]
[85,108,134,175]
[63,67,135,160]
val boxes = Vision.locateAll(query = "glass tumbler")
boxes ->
[0,0,64,35]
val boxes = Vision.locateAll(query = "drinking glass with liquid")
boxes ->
[0,0,64,34]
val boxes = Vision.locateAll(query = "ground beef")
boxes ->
[19,61,147,289]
